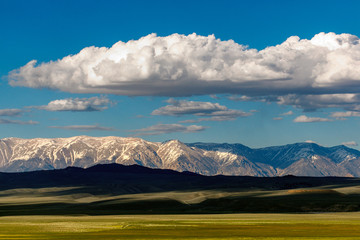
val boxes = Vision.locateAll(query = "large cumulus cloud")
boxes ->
[8,32,360,110]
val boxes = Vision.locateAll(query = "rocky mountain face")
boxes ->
[0,136,360,176]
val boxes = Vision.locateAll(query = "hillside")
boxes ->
[0,164,360,215]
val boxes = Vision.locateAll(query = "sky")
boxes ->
[1,0,360,149]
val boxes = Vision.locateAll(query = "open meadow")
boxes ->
[1,213,360,240]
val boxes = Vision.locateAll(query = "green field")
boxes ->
[1,213,360,239]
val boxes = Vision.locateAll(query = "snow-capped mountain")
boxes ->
[0,136,360,176]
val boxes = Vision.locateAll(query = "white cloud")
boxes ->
[277,94,360,111]
[152,99,226,116]
[272,110,292,121]
[210,94,220,100]
[342,141,358,147]
[230,93,360,111]
[37,96,110,112]
[131,123,206,136]
[8,32,360,111]
[305,140,317,143]
[178,119,198,123]
[331,111,360,118]
[228,95,268,102]
[293,115,332,123]
[49,124,115,131]
[280,110,293,116]
[179,116,245,123]
[0,119,38,125]
[152,99,251,122]
[0,109,23,117]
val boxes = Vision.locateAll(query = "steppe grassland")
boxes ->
[1,213,360,239]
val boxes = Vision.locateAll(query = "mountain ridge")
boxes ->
[1,136,360,176]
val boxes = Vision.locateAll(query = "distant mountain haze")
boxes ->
[0,136,360,176]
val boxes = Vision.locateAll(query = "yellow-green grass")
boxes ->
[1,213,360,239]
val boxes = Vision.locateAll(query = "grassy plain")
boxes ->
[1,213,360,239]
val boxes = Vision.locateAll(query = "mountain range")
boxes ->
[0,136,360,176]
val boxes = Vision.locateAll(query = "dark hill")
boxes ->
[0,163,360,215]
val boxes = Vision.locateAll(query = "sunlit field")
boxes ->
[1,213,360,239]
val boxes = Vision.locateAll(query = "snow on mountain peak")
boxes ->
[0,136,359,176]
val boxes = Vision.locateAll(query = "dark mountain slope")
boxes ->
[0,164,360,215]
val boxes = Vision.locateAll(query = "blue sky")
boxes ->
[1,0,360,149]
